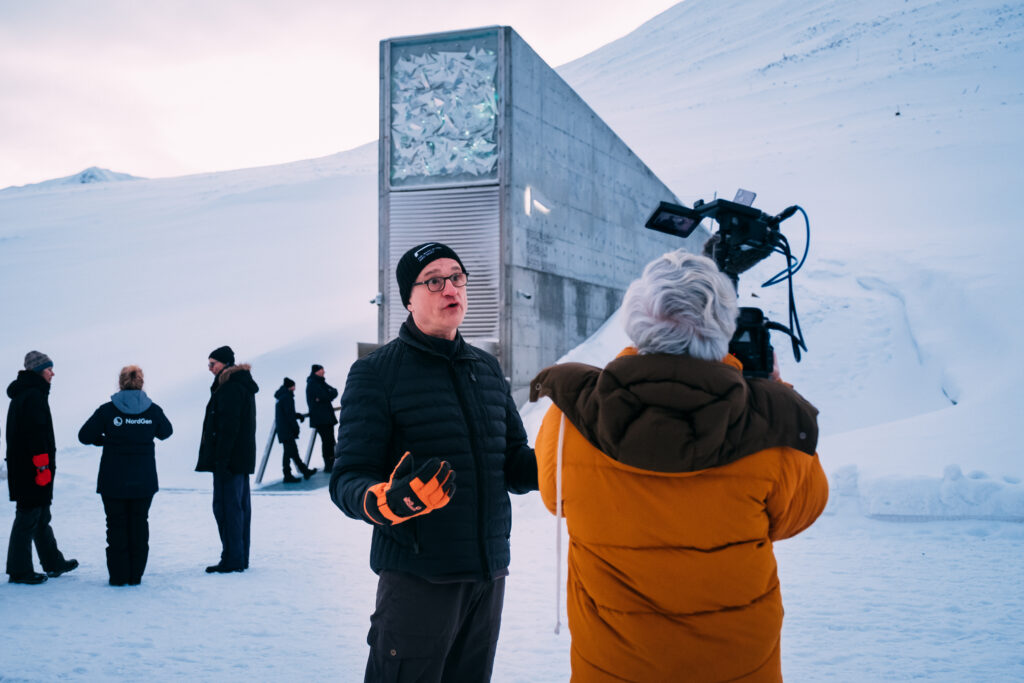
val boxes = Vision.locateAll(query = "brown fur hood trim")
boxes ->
[216,364,259,394]
[530,353,818,473]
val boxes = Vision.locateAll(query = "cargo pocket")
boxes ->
[366,625,440,682]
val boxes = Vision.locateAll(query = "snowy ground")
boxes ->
[2,450,1022,682]
[3,0,1024,679]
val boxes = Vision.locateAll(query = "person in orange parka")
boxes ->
[530,248,828,682]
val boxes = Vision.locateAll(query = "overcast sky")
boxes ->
[0,0,679,188]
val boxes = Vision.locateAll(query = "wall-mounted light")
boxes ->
[524,185,552,216]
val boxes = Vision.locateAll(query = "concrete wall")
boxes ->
[377,27,707,400]
[502,29,705,398]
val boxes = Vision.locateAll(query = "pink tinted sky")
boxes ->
[0,0,679,188]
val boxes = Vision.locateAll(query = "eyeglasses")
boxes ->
[412,271,469,292]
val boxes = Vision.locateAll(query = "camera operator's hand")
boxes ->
[362,452,455,525]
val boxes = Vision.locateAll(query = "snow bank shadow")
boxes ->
[827,464,1024,522]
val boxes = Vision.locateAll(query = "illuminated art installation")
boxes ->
[390,45,498,186]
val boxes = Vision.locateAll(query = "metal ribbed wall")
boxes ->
[386,186,501,342]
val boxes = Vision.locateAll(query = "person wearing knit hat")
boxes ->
[6,353,78,584]
[275,378,315,483]
[196,345,258,574]
[329,240,537,681]
[306,364,338,472]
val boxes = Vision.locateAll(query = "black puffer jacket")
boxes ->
[305,374,338,428]
[78,389,173,498]
[274,385,301,443]
[195,364,259,474]
[5,371,56,506]
[330,318,538,581]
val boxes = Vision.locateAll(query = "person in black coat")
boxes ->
[305,364,338,472]
[275,378,315,482]
[78,365,172,586]
[330,242,537,681]
[195,346,258,574]
[5,351,78,585]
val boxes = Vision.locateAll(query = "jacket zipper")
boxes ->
[449,359,491,580]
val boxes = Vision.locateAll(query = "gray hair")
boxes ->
[622,248,738,360]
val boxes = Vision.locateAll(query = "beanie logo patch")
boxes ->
[413,243,443,262]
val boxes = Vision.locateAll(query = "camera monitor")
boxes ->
[644,201,704,238]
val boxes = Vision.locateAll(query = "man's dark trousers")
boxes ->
[6,503,68,576]
[364,571,505,683]
[315,425,336,472]
[282,438,305,477]
[211,472,251,569]
[102,495,154,584]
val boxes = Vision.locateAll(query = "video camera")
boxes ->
[644,190,809,377]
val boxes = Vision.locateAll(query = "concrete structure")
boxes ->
[377,26,706,399]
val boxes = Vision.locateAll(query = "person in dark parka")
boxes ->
[78,365,172,586]
[275,377,315,482]
[330,242,538,682]
[195,346,258,574]
[305,364,338,472]
[5,351,78,585]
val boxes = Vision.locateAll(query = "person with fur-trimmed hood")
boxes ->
[5,351,78,585]
[78,365,172,586]
[531,249,828,682]
[195,345,258,574]
[275,377,315,483]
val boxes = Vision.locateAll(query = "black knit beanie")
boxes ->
[283,377,295,389]
[396,242,466,307]
[310,364,324,375]
[209,345,235,365]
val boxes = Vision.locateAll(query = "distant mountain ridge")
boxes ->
[1,166,142,193]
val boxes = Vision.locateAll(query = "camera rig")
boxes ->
[644,191,809,377]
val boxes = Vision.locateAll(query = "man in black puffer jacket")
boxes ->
[330,242,537,682]
[275,377,314,482]
[78,364,173,586]
[305,364,338,472]
[196,346,258,574]
[5,351,78,585]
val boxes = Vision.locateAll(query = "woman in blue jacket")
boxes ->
[79,365,172,586]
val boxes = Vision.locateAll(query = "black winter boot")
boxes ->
[9,572,48,585]
[47,559,79,578]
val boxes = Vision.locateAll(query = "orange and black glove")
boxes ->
[362,452,455,525]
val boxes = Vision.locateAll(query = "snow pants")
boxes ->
[102,494,153,585]
[6,503,68,576]
[315,425,336,472]
[364,570,505,683]
[211,472,250,570]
